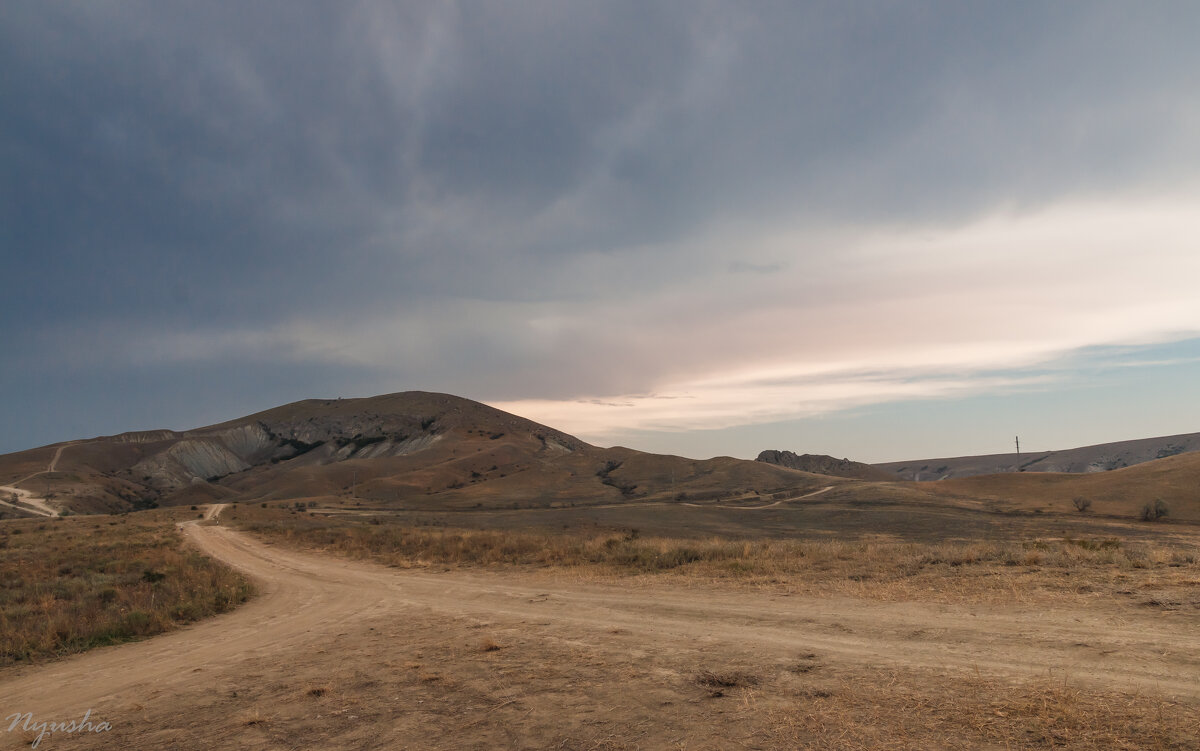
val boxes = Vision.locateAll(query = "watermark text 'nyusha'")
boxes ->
[6,709,111,748]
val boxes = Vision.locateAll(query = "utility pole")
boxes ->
[352,469,357,500]
[1015,436,1020,458]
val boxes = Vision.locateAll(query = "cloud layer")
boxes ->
[3,2,1200,454]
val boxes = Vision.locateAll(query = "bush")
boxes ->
[1140,499,1169,521]
[1072,497,1092,512]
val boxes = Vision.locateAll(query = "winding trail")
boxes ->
[45,444,68,474]
[2,503,1199,728]
[0,443,75,517]
[689,484,836,510]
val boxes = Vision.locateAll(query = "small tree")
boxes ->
[1072,497,1092,513]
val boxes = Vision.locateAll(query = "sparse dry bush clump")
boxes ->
[0,511,252,665]
[1140,498,1169,521]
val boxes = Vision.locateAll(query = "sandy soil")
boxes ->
[0,484,57,517]
[1,504,1198,749]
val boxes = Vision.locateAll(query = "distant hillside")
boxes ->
[0,392,834,516]
[923,449,1200,521]
[756,450,892,481]
[873,431,1200,480]
[7,392,1198,525]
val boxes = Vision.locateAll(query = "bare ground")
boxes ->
[0,485,58,517]
[2,504,1198,749]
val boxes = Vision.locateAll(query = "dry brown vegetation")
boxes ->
[232,504,1200,606]
[0,510,252,665]
[762,672,1200,750]
[929,449,1200,521]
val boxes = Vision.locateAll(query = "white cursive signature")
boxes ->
[6,709,112,748]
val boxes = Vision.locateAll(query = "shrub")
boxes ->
[280,437,325,456]
[1072,497,1092,512]
[349,435,385,451]
[1140,499,1169,521]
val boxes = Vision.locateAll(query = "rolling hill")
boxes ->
[3,391,1197,526]
[0,392,833,516]
[920,449,1200,521]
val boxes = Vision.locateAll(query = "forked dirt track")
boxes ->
[0,486,57,517]
[3,503,1199,729]
[0,444,75,517]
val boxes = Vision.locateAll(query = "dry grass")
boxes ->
[765,671,1200,750]
[695,669,760,699]
[238,709,270,726]
[0,510,253,666]
[231,506,1200,604]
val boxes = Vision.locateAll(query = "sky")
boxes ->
[4,1,1200,462]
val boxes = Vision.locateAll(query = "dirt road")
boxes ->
[682,485,836,510]
[0,444,74,517]
[0,485,57,517]
[2,506,1198,748]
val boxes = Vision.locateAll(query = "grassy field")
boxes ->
[230,503,1200,605]
[0,508,252,666]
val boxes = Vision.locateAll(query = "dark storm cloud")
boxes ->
[3,1,1200,452]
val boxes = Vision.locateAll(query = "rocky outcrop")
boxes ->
[132,439,251,486]
[215,424,274,460]
[110,430,183,444]
[756,450,891,481]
